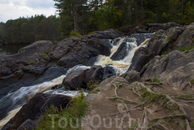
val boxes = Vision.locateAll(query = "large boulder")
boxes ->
[125,70,141,83]
[62,65,104,90]
[2,93,72,130]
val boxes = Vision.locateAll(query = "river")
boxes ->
[0,33,154,129]
[0,44,28,56]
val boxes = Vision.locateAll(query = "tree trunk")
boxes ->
[141,0,143,22]
[74,1,78,32]
[134,0,137,23]
[181,0,184,19]
[130,0,134,24]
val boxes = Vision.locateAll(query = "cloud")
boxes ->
[25,0,55,9]
[0,0,56,22]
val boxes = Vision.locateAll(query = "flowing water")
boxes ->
[0,33,154,128]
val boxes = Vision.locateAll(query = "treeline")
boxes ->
[0,15,61,45]
[54,0,194,36]
[1,0,194,45]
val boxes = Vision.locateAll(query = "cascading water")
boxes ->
[94,37,151,75]
[0,33,154,129]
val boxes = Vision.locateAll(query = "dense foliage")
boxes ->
[0,0,194,45]
[55,0,194,36]
[0,15,61,45]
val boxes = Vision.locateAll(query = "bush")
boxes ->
[179,46,194,52]
[152,77,160,83]
[39,53,46,58]
[29,61,34,65]
[37,91,88,130]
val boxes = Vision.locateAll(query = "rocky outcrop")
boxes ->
[62,65,116,90]
[127,47,154,72]
[0,65,67,100]
[0,29,122,100]
[172,23,194,50]
[2,93,72,130]
[141,49,194,90]
[125,24,184,79]
[111,42,128,60]
[147,22,181,32]
[148,27,183,55]
[117,22,181,35]
[83,76,194,130]
[57,37,111,68]
[62,66,104,90]
[0,40,54,77]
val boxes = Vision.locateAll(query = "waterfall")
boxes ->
[0,34,153,128]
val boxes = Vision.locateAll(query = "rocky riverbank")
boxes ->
[1,22,194,130]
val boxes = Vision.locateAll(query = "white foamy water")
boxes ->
[0,65,90,128]
[0,34,152,128]
[95,37,151,75]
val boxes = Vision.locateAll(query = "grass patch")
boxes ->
[37,91,88,130]
[128,123,138,130]
[87,81,99,90]
[167,35,172,42]
[141,88,169,106]
[70,30,82,41]
[39,53,46,58]
[92,88,100,94]
[191,121,194,128]
[29,61,35,65]
[161,51,167,55]
[151,77,160,83]
[17,66,24,71]
[169,103,179,110]
[190,79,194,84]
[178,46,194,52]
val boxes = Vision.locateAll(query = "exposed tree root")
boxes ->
[147,123,171,130]
[108,82,193,130]
[152,114,192,122]
[132,85,142,98]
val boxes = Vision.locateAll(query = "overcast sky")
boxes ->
[0,0,56,23]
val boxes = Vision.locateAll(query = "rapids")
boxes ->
[0,33,154,128]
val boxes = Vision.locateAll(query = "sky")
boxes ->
[0,0,56,23]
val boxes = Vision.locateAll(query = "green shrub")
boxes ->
[167,35,172,42]
[39,53,46,58]
[179,46,194,52]
[152,77,160,83]
[92,88,100,94]
[87,81,99,90]
[37,91,88,130]
[70,30,81,37]
[29,61,34,65]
